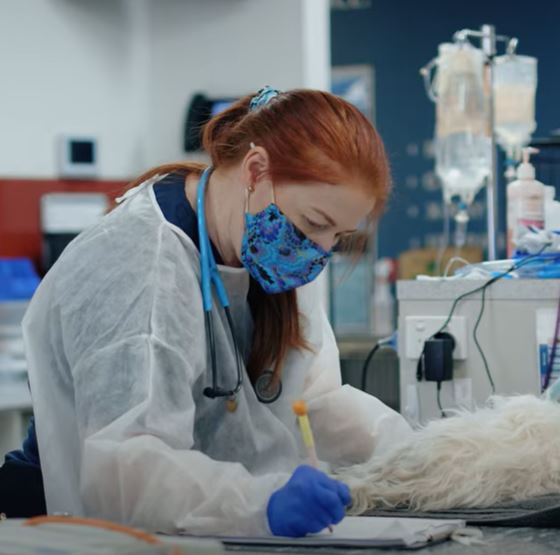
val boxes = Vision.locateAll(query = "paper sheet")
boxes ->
[218,516,466,549]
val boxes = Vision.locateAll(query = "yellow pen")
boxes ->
[292,399,333,532]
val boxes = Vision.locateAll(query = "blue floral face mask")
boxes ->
[240,187,332,294]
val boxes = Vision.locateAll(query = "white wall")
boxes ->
[145,0,331,166]
[0,0,330,179]
[0,0,149,178]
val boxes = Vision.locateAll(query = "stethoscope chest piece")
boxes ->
[255,370,282,404]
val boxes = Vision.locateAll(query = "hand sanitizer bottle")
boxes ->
[506,147,545,257]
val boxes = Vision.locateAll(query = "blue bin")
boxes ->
[0,258,40,301]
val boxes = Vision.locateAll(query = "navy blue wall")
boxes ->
[332,2,560,258]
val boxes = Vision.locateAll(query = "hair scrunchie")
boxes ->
[249,86,281,112]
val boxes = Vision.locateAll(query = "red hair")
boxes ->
[129,89,391,383]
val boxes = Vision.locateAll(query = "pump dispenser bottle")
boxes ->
[506,147,545,257]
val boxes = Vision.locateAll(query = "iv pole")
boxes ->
[452,25,518,261]
[483,25,499,262]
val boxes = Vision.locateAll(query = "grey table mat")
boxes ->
[365,495,560,528]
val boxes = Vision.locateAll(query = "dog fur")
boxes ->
[336,395,560,514]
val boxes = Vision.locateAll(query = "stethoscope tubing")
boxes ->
[198,167,243,399]
[197,166,280,403]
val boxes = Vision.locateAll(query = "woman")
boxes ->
[20,87,412,537]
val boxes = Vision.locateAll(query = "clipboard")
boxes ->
[218,516,467,549]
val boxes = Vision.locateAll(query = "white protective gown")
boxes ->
[22,176,412,535]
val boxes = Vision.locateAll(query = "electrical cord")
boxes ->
[431,247,549,345]
[418,246,550,405]
[361,343,381,392]
[466,248,551,392]
[361,335,396,392]
[472,284,496,394]
[436,382,446,418]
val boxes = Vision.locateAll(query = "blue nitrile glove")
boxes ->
[267,465,351,537]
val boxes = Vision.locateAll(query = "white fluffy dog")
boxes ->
[336,395,560,514]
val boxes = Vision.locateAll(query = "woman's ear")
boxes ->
[242,145,271,189]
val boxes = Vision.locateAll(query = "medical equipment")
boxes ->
[422,38,490,251]
[421,25,535,260]
[432,43,490,209]
[254,370,282,403]
[292,400,319,466]
[291,400,336,533]
[494,54,538,165]
[197,167,283,404]
[240,195,331,295]
[196,167,244,402]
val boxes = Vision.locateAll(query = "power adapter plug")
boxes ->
[417,332,455,382]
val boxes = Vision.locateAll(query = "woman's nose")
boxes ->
[315,234,336,253]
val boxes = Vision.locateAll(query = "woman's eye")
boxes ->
[303,216,329,231]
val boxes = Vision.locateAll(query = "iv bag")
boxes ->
[436,133,492,205]
[435,42,487,138]
[494,54,537,157]
[432,42,491,205]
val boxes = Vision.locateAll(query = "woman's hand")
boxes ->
[267,465,350,537]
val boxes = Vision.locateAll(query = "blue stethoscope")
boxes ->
[197,167,282,405]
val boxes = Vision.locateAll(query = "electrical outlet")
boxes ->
[405,316,468,360]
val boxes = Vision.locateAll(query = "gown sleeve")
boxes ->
[298,279,412,468]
